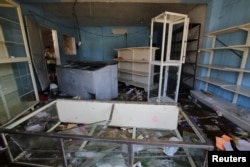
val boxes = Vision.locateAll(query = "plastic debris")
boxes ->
[25,111,51,132]
[117,86,146,101]
[50,83,58,96]
[133,161,143,167]
[216,134,250,151]
[25,124,42,131]
[126,88,135,95]
[163,137,180,156]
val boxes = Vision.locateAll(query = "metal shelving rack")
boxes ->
[177,23,201,93]
[196,23,250,104]
[147,11,189,102]
[192,23,250,132]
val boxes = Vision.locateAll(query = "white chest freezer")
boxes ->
[56,61,118,100]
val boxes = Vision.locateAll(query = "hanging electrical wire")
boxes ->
[72,0,82,46]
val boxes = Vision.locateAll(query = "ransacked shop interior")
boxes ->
[0,0,250,167]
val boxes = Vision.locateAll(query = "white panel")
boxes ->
[116,49,133,59]
[132,74,148,84]
[57,100,113,124]
[133,63,149,73]
[57,99,179,130]
[118,61,133,70]
[52,29,61,65]
[25,16,50,91]
[110,103,179,130]
[133,48,151,61]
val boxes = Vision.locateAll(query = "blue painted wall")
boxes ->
[19,3,149,63]
[17,0,250,108]
[79,26,149,61]
[194,0,250,108]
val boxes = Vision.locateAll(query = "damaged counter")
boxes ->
[56,61,118,100]
[1,99,213,167]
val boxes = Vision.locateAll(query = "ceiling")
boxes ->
[19,0,202,26]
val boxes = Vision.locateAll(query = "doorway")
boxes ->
[40,25,60,83]
[25,16,60,91]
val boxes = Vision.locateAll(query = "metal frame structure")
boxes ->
[177,23,201,93]
[147,11,189,102]
[1,99,214,167]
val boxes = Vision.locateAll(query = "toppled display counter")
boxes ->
[1,99,213,167]
[56,61,118,100]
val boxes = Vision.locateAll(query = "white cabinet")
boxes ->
[115,47,158,91]
[147,11,189,102]
[0,0,38,126]
[196,23,250,104]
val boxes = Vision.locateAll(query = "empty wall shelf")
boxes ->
[115,47,159,91]
[196,23,250,104]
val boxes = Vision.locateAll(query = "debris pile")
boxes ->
[117,86,147,101]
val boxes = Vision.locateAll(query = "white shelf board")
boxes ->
[118,69,149,76]
[115,46,159,51]
[196,77,231,87]
[197,64,250,73]
[0,57,30,64]
[196,77,250,97]
[200,45,250,52]
[151,60,183,66]
[207,23,250,36]
[0,40,24,45]
[222,85,250,97]
[119,68,159,77]
[190,90,250,132]
[114,58,149,63]
[224,67,250,73]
